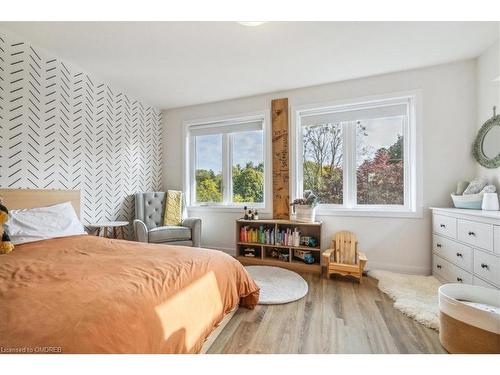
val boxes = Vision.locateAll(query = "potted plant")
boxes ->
[290,190,318,223]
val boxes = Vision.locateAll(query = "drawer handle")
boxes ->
[436,243,442,248]
[440,224,446,228]
[481,263,489,270]
[436,264,442,269]
[456,252,462,257]
[468,231,475,236]
[456,277,463,283]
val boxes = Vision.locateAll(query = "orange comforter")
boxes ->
[0,235,259,354]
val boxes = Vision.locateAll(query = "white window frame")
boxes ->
[291,91,422,218]
[183,111,271,213]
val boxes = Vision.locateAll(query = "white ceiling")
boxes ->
[1,22,498,109]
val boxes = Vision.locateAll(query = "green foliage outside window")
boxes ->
[195,161,264,204]
[195,169,222,202]
[233,162,264,203]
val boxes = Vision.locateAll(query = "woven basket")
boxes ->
[451,193,483,209]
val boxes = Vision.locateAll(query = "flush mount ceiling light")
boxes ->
[238,22,266,27]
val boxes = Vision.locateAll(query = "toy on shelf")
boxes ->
[303,254,315,264]
[278,252,289,262]
[300,236,318,248]
[322,231,367,283]
[243,247,256,257]
[294,249,315,264]
[243,206,260,220]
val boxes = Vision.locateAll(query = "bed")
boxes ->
[0,189,259,354]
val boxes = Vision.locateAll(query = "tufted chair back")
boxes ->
[135,192,166,230]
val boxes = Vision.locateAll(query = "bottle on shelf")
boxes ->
[254,210,259,220]
[243,206,249,220]
[293,228,300,247]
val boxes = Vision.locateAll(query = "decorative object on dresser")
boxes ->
[89,221,129,239]
[235,219,322,273]
[472,106,500,169]
[450,178,497,209]
[322,231,367,283]
[455,181,470,196]
[482,192,500,211]
[462,178,488,195]
[133,192,201,247]
[431,207,500,289]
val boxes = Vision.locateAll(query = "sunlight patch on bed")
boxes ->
[154,271,223,351]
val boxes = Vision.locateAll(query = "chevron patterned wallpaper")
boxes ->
[0,31,163,237]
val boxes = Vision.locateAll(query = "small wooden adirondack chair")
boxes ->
[322,231,367,282]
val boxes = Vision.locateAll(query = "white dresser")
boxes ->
[430,207,500,289]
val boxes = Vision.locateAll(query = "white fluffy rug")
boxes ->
[369,270,441,330]
[245,266,308,304]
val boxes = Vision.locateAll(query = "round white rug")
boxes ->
[245,266,308,304]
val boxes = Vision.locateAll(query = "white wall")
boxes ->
[476,39,500,187]
[162,60,478,274]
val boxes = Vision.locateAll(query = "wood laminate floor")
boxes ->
[208,273,447,354]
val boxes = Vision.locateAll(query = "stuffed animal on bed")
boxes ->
[0,198,14,254]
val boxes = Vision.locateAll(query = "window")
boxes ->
[185,113,268,208]
[295,95,417,215]
[194,134,223,203]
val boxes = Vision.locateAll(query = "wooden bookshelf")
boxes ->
[235,219,322,274]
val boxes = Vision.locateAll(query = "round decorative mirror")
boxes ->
[473,106,500,169]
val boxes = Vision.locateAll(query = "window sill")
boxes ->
[314,207,423,219]
[187,205,271,214]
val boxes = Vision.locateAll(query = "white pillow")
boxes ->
[5,202,86,245]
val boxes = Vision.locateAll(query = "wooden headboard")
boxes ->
[0,189,81,217]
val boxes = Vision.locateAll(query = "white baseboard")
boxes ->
[202,245,236,256]
[201,245,430,275]
[366,261,431,275]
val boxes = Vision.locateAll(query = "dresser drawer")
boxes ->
[432,235,473,272]
[494,226,500,255]
[432,214,457,238]
[433,255,473,284]
[457,219,494,251]
[473,276,497,289]
[473,249,500,286]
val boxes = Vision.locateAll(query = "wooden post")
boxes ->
[271,98,289,219]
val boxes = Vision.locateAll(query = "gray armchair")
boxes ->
[133,192,201,247]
